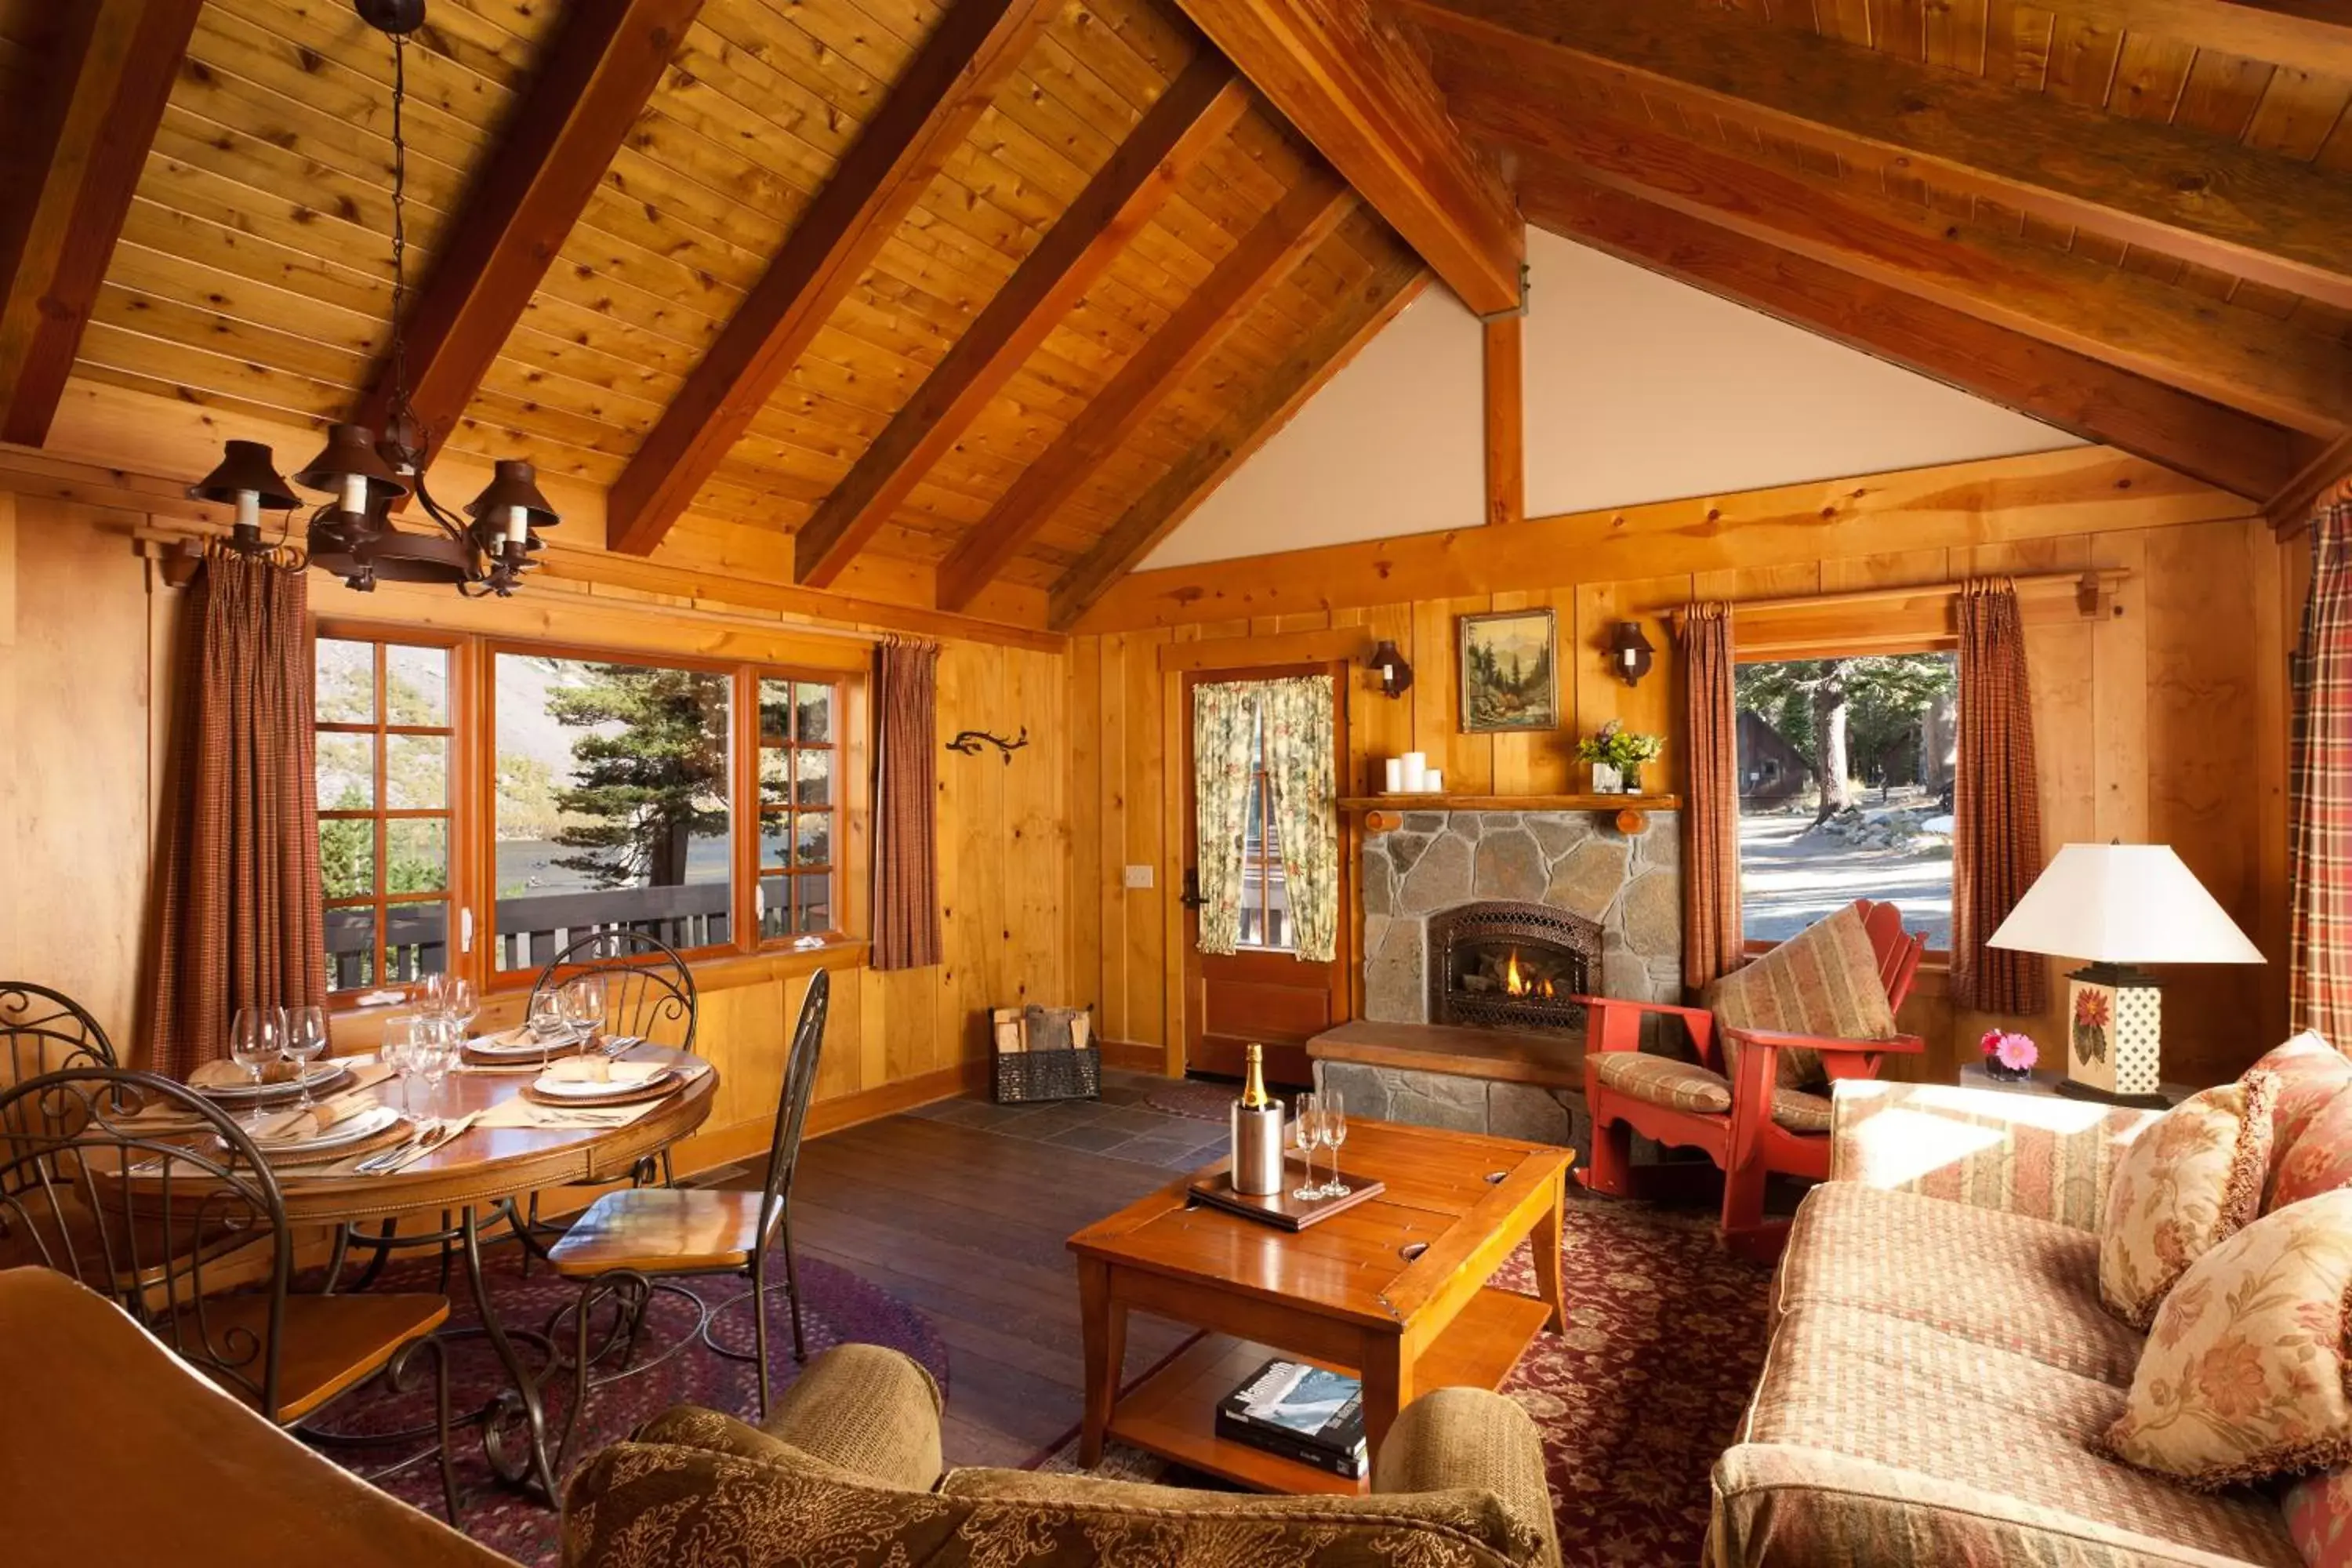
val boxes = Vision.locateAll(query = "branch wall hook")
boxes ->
[946,727,1029,764]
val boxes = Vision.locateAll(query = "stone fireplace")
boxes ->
[1427,899,1601,1033]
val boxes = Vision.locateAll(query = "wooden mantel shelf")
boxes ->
[1338,793,1680,812]
[1341,793,1679,835]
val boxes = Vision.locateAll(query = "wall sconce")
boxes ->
[1369,640,1413,699]
[1609,620,1655,687]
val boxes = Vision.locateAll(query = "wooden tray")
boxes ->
[1185,1169,1385,1232]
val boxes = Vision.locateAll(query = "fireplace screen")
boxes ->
[1427,900,1602,1032]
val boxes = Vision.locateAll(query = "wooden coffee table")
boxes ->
[1067,1118,1570,1495]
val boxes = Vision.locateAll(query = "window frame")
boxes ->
[314,623,860,1010]
[314,622,473,1000]
[1731,637,1958,963]
[746,669,847,947]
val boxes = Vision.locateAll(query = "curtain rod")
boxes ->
[1668,568,2129,623]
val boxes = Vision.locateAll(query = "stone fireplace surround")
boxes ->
[1315,808,1682,1150]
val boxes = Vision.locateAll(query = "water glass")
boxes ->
[228,1006,284,1127]
[283,1005,330,1109]
[1290,1091,1323,1202]
[1317,1090,1350,1199]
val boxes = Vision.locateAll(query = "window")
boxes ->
[1734,652,1956,952]
[312,628,855,1000]
[492,652,734,974]
[317,635,456,990]
[757,676,840,940]
[1236,708,1291,951]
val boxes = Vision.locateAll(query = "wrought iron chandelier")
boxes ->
[187,0,557,594]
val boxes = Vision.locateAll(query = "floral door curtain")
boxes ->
[1192,676,1339,964]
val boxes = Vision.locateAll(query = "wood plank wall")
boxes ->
[1069,485,2298,1089]
[0,495,1070,1164]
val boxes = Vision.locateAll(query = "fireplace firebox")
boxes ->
[1427,900,1602,1032]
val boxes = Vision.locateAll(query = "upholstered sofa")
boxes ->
[0,1263,1560,1568]
[1708,1079,2308,1567]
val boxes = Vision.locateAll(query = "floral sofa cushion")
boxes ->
[1711,1301,2300,1567]
[1775,1182,2144,1385]
[1704,902,1896,1090]
[2098,1073,2277,1328]
[2249,1034,2352,1208]
[2104,1190,2352,1490]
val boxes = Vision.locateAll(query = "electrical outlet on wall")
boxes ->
[1122,865,1154,890]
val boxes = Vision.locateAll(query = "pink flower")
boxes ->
[1979,1029,2038,1071]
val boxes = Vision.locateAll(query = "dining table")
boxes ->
[169,1040,717,1502]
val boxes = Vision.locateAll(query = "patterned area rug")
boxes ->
[309,1240,949,1567]
[1035,1196,1773,1568]
[1142,1078,1243,1121]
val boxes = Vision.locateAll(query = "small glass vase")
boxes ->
[1983,1058,2033,1083]
[1590,760,1622,793]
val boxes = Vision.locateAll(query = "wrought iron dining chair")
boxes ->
[0,1067,461,1522]
[529,929,699,1054]
[543,969,829,1471]
[0,981,117,1082]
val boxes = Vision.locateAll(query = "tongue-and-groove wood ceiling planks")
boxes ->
[0,0,2344,632]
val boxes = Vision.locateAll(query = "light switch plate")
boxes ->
[1122,865,1154,890]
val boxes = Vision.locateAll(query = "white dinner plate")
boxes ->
[466,1032,577,1059]
[528,1069,678,1102]
[250,1103,403,1152]
[198,1062,354,1102]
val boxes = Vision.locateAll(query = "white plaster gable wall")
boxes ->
[1140,226,2082,570]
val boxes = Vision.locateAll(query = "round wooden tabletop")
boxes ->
[257,1044,717,1225]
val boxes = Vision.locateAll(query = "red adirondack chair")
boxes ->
[1573,898,1929,1261]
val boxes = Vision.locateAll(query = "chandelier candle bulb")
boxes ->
[339,473,368,515]
[505,504,529,548]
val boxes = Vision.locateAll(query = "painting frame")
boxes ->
[1457,608,1559,734]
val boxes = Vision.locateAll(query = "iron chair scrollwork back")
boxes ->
[543,968,829,1473]
[528,929,699,1054]
[0,1068,460,1521]
[0,982,117,1085]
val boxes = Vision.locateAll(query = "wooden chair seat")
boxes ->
[172,1290,450,1423]
[547,1189,774,1278]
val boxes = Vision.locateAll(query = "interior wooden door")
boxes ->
[1181,663,1350,1087]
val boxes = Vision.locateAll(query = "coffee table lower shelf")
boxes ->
[1103,1286,1554,1497]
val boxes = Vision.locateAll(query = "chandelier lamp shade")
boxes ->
[185,0,558,596]
[1987,842,2266,1107]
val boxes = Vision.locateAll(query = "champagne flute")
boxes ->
[528,990,567,1071]
[228,1006,284,1127]
[1317,1090,1350,1199]
[284,1005,330,1110]
[1290,1091,1323,1202]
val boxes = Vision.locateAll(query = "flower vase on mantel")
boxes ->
[1589,760,1623,794]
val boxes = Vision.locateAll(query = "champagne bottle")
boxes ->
[1230,1044,1283,1196]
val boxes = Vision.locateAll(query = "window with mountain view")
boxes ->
[492,652,734,972]
[1734,652,1958,952]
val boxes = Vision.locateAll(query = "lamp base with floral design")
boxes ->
[2053,963,2173,1111]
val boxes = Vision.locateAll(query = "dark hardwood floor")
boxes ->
[757,1071,1236,1468]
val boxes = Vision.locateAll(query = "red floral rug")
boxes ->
[1035,1196,1773,1568]
[308,1240,949,1566]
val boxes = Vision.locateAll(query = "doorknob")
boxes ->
[1179,869,1207,910]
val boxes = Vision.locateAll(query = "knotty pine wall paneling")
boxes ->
[1073,486,2297,1089]
[0,497,1071,1173]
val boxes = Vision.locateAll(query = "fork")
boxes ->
[354,1118,441,1176]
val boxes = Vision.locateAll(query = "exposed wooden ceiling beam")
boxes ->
[605,0,1054,557]
[935,171,1355,612]
[793,56,1250,590]
[1450,86,2351,438]
[0,0,202,446]
[354,0,705,450]
[1050,245,1430,630]
[1518,168,2321,503]
[1171,0,1523,314]
[2269,431,2352,531]
[1392,0,2352,314]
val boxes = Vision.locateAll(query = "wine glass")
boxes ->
[441,977,478,1044]
[1290,1091,1323,1202]
[283,1005,330,1110]
[528,989,568,1070]
[416,971,449,1021]
[1317,1090,1350,1199]
[228,1006,284,1127]
[563,975,607,1051]
[412,1016,456,1113]
[383,1013,421,1116]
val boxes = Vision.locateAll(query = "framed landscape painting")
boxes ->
[1457,609,1558,733]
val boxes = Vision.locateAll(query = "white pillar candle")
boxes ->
[1383,757,1404,793]
[1425,768,1444,794]
[1400,752,1428,792]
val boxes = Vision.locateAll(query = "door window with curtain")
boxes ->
[1193,676,1340,962]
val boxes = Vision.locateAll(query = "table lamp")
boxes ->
[1986,843,2266,1107]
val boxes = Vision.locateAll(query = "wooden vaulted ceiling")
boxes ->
[0,0,2344,638]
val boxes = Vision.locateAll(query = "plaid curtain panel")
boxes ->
[1679,602,1742,991]
[1951,581,2048,1015]
[2292,492,2352,1046]
[871,637,942,971]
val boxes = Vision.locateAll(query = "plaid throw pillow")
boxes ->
[1704,902,1898,1090]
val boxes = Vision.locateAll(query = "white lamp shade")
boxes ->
[1986,843,2266,965]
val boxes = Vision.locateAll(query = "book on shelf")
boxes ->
[1214,1358,1367,1479]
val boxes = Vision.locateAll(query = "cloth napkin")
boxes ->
[472,1024,549,1051]
[540,1058,670,1086]
[474,1094,667,1131]
[189,1058,302,1089]
[250,1089,378,1145]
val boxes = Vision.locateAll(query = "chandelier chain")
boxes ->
[387,30,412,432]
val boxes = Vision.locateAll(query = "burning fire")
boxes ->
[1500,950,1557,1000]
